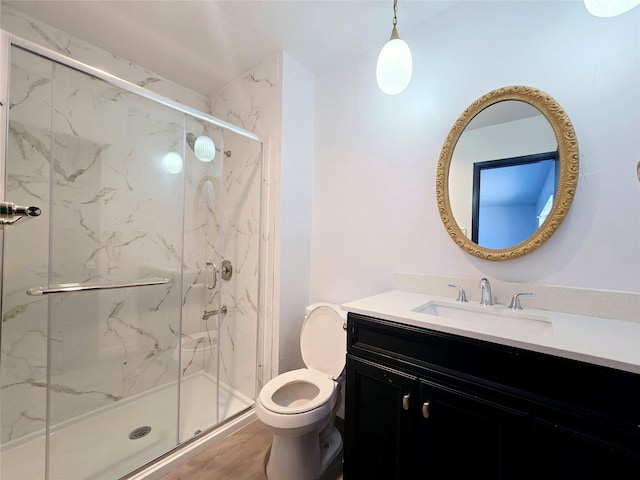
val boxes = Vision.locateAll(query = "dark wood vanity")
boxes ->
[344,312,640,479]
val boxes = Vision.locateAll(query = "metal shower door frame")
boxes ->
[0,31,10,323]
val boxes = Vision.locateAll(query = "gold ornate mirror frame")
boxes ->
[436,86,579,261]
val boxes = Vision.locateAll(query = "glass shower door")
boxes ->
[46,54,185,480]
[178,117,224,442]
[2,45,185,480]
[177,117,261,440]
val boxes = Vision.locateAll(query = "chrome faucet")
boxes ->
[478,278,493,306]
[202,305,227,320]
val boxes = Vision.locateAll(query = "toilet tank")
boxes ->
[305,302,346,321]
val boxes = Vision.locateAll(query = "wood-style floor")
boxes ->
[159,420,343,480]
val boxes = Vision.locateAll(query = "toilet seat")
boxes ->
[259,368,336,414]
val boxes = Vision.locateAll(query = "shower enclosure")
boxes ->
[0,34,263,479]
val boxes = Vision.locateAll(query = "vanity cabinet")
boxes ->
[344,313,640,480]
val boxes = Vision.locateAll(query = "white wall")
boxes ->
[311,1,640,304]
[279,53,316,372]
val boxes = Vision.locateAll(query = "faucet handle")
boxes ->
[508,292,534,310]
[447,284,468,303]
[478,278,493,306]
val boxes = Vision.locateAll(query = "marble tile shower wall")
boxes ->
[1,7,265,444]
[211,55,279,399]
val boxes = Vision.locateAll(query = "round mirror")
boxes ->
[436,86,579,261]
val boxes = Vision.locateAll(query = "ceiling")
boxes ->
[3,0,458,96]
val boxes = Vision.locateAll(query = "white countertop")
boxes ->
[342,290,640,375]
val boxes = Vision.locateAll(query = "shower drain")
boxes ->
[129,426,152,440]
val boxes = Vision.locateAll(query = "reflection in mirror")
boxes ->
[436,86,579,261]
[472,152,558,248]
[449,100,558,248]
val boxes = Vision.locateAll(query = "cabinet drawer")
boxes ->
[347,312,640,434]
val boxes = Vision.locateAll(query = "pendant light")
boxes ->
[194,135,216,162]
[584,0,640,17]
[186,132,216,162]
[376,0,413,95]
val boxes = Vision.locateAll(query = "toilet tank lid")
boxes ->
[300,305,346,378]
[304,302,346,318]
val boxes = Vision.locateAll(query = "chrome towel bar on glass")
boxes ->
[26,278,170,296]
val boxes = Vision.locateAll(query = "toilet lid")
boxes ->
[300,305,346,378]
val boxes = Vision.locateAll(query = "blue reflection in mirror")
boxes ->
[472,151,559,249]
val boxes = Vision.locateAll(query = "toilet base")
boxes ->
[318,426,342,477]
[265,425,342,480]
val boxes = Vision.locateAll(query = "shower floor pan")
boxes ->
[1,372,253,480]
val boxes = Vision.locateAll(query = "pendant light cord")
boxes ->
[393,0,398,27]
[389,0,400,40]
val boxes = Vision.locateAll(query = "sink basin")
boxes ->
[412,301,553,336]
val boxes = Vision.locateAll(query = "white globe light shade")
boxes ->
[584,0,640,17]
[194,135,216,162]
[162,151,183,174]
[376,38,413,95]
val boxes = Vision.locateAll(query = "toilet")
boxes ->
[256,303,347,480]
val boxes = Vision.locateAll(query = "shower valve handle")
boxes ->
[206,260,217,290]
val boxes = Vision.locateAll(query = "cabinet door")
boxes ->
[533,420,640,479]
[344,355,418,480]
[419,379,531,480]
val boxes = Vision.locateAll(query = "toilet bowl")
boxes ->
[256,303,346,480]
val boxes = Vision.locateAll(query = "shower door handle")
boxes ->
[26,278,170,296]
[0,201,41,225]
